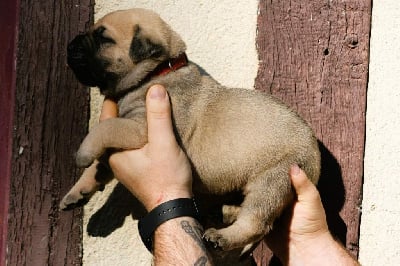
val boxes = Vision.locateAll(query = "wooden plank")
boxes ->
[6,1,93,265]
[253,0,371,264]
[0,0,19,265]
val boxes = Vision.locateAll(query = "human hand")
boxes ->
[101,85,193,211]
[266,165,359,265]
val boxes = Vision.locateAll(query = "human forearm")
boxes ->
[153,217,213,266]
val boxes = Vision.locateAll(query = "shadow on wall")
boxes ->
[86,141,346,265]
[317,141,347,245]
[86,183,146,237]
[86,182,255,265]
[259,141,347,266]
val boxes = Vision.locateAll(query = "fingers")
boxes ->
[289,165,320,202]
[100,97,118,121]
[145,85,177,149]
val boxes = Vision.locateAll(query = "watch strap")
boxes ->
[138,198,200,252]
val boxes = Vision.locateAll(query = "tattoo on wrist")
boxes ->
[194,256,207,266]
[180,220,209,265]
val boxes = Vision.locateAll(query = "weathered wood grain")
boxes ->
[7,1,93,265]
[254,0,371,264]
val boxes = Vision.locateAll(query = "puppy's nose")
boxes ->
[67,34,99,87]
[67,34,93,67]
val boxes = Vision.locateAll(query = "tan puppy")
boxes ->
[61,8,320,251]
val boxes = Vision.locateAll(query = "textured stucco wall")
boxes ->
[359,1,400,264]
[84,1,258,265]
[84,1,400,265]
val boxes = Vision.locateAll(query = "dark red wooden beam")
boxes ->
[0,0,19,265]
[253,0,371,264]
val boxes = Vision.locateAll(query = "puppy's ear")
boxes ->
[130,25,165,62]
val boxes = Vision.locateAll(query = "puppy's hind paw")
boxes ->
[59,190,90,210]
[203,228,230,251]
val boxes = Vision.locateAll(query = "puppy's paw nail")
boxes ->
[203,228,229,251]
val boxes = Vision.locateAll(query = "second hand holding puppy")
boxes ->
[266,165,360,265]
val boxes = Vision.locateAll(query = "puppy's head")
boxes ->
[67,8,186,97]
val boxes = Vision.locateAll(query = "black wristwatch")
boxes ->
[138,198,200,252]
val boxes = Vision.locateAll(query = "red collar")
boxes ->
[151,53,189,77]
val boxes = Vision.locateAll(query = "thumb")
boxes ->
[289,165,320,202]
[146,85,177,148]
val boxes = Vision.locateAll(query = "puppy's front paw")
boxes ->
[203,228,230,250]
[76,149,96,168]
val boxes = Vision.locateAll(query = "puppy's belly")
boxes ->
[184,134,301,195]
[191,170,248,195]
[187,148,264,194]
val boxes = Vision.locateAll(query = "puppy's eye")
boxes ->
[99,36,115,44]
[93,26,115,44]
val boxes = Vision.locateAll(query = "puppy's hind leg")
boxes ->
[204,164,293,250]
[60,160,113,210]
[222,205,241,224]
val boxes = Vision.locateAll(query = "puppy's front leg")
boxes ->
[76,117,147,167]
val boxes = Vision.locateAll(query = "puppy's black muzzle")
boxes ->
[67,34,107,88]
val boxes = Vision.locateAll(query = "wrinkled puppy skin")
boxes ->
[61,8,321,252]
